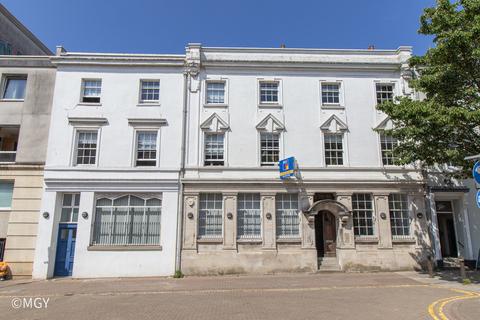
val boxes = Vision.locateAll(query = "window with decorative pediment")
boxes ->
[320,115,348,166]
[200,113,229,167]
[256,114,285,167]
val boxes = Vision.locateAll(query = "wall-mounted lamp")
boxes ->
[81,212,89,219]
[266,212,272,220]
[42,211,49,219]
[227,212,233,220]
[380,212,387,220]
[416,212,424,219]
[187,212,194,220]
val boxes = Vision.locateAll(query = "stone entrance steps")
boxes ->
[317,257,342,272]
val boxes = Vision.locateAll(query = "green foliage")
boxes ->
[173,270,184,278]
[377,0,480,176]
[462,278,472,285]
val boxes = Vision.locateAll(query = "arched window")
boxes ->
[92,194,162,246]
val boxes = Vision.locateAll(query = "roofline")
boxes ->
[59,52,185,58]
[51,50,186,67]
[200,45,413,56]
[0,4,53,55]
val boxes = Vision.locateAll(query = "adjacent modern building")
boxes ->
[179,44,433,274]
[32,48,185,278]
[0,56,56,276]
[0,4,52,56]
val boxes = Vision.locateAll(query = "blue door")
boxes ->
[54,224,77,276]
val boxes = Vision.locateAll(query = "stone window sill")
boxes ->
[197,238,223,244]
[204,103,228,108]
[392,237,416,244]
[258,103,282,108]
[77,102,102,107]
[237,238,262,244]
[321,104,344,109]
[137,102,160,107]
[354,237,379,243]
[87,245,162,251]
[276,238,301,243]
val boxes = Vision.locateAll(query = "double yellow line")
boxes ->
[428,288,480,320]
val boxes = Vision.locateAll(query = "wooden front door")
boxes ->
[323,212,336,257]
[315,211,337,257]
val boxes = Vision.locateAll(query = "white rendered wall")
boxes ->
[33,62,184,278]
[45,65,184,171]
[185,68,417,182]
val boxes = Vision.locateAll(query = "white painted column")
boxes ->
[72,191,94,277]
[32,190,60,279]
[428,193,442,261]
[461,195,474,260]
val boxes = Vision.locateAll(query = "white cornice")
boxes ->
[201,46,412,55]
[51,53,186,67]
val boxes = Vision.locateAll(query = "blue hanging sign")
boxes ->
[473,161,480,184]
[279,157,296,180]
[476,190,480,209]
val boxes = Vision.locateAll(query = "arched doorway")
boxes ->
[315,210,337,257]
[306,199,351,260]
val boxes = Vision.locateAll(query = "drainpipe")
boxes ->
[174,69,189,273]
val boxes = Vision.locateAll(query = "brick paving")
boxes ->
[0,272,478,320]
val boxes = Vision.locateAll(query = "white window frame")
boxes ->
[373,80,398,107]
[237,193,262,240]
[1,74,27,101]
[203,132,225,166]
[323,132,345,167]
[198,193,224,239]
[389,193,413,240]
[72,127,101,167]
[275,193,300,239]
[80,78,102,104]
[320,80,344,108]
[258,79,282,107]
[352,193,377,239]
[138,79,160,104]
[133,129,160,167]
[379,133,399,166]
[259,131,282,167]
[60,193,80,223]
[91,194,162,246]
[204,79,228,107]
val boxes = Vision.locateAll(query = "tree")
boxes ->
[377,0,480,177]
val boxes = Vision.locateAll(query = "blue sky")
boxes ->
[4,0,436,55]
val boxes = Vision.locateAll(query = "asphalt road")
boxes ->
[0,272,478,320]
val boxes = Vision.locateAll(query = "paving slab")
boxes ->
[0,272,478,320]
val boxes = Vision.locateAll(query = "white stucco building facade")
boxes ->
[180,44,432,274]
[30,43,478,278]
[32,49,185,278]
